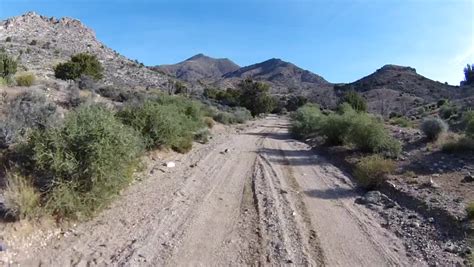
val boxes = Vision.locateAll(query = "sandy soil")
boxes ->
[2,116,418,266]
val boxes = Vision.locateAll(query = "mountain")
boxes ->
[0,12,168,89]
[336,65,464,116]
[153,53,240,82]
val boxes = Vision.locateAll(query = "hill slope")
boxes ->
[336,65,464,116]
[0,12,168,89]
[154,53,240,82]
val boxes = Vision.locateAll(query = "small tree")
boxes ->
[0,52,18,78]
[54,53,103,81]
[462,64,474,86]
[286,95,308,111]
[343,90,367,112]
[238,79,275,116]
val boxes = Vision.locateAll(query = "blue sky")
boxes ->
[1,0,473,84]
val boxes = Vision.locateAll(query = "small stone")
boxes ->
[427,217,435,223]
[280,189,288,194]
[462,175,474,183]
[165,162,176,168]
[0,242,6,252]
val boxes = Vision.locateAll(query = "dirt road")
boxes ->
[7,116,417,266]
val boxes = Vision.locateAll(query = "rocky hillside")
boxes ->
[0,12,168,89]
[335,65,467,116]
[154,53,240,82]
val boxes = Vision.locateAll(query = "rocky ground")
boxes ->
[315,124,474,266]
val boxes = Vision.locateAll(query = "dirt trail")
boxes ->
[5,116,417,266]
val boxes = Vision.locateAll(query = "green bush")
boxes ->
[20,105,144,219]
[0,52,17,78]
[354,155,395,189]
[194,128,210,144]
[467,202,474,220]
[54,53,103,81]
[15,72,36,87]
[290,104,323,138]
[232,107,252,123]
[117,96,204,152]
[343,90,367,112]
[291,104,401,157]
[420,117,448,141]
[390,117,413,128]
[349,114,401,157]
[320,112,353,145]
[238,79,275,116]
[439,104,458,119]
[213,112,234,124]
[463,111,474,138]
[442,137,474,153]
[213,107,252,125]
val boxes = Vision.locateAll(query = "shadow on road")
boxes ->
[303,187,358,200]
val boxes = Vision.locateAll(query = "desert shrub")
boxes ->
[0,52,17,78]
[213,107,252,125]
[291,104,323,138]
[291,103,400,156]
[467,202,474,220]
[203,117,215,128]
[421,117,448,141]
[0,92,58,148]
[54,53,103,81]
[343,90,367,112]
[4,173,41,219]
[442,137,474,153]
[117,97,204,152]
[194,128,210,144]
[15,72,36,87]
[439,104,458,119]
[215,88,242,107]
[349,113,401,157]
[20,105,144,218]
[285,95,308,112]
[320,112,353,145]
[238,79,275,116]
[232,107,252,123]
[463,111,474,138]
[213,112,234,124]
[354,155,395,189]
[390,117,413,128]
[0,77,7,86]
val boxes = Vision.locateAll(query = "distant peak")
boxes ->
[187,53,208,60]
[23,11,40,17]
[378,64,416,73]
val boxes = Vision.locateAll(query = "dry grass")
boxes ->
[4,173,41,220]
[354,155,396,189]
